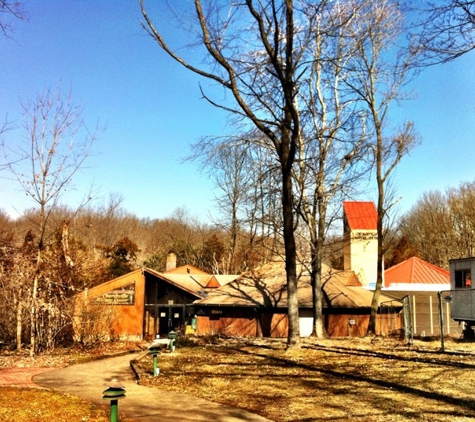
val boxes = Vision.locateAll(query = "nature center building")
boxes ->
[74,202,403,340]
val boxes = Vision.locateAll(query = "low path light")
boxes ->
[148,337,162,376]
[168,331,176,352]
[102,379,126,422]
[149,345,161,376]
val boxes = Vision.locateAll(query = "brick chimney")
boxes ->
[166,251,177,272]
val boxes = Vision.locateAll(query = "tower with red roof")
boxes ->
[343,201,378,288]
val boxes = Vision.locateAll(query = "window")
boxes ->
[455,269,472,288]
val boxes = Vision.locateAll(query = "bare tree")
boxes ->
[401,181,475,268]
[191,136,253,273]
[342,1,419,335]
[139,0,315,346]
[294,1,370,338]
[447,181,475,258]
[2,87,98,355]
[191,132,281,274]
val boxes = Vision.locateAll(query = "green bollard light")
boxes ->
[148,343,161,376]
[102,379,126,422]
[168,330,176,352]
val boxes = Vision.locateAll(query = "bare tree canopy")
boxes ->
[415,1,475,64]
[139,0,312,346]
[0,0,25,37]
[401,180,475,268]
[3,88,97,220]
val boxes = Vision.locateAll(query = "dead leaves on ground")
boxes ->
[138,337,475,421]
[0,388,112,422]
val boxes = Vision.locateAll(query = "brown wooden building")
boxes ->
[74,264,237,342]
[74,203,407,341]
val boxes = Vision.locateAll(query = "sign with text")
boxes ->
[94,282,135,305]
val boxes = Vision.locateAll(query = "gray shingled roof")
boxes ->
[194,261,400,309]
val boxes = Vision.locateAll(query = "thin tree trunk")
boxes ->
[30,273,38,356]
[16,297,22,350]
[368,130,385,335]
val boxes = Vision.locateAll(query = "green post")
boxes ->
[102,380,126,422]
[168,331,176,352]
[110,399,119,422]
[148,343,161,376]
[153,353,159,376]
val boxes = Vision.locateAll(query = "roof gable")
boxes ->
[144,267,238,297]
[144,267,204,298]
[384,257,450,287]
[343,201,377,231]
[205,276,221,288]
[80,268,143,299]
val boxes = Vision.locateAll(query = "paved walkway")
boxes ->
[0,367,56,388]
[22,352,273,422]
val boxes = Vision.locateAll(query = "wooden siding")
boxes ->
[325,313,402,337]
[195,307,401,338]
[195,308,289,337]
[74,270,146,340]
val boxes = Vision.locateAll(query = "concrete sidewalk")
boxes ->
[33,352,273,422]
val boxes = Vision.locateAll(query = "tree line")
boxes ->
[4,173,475,352]
[395,181,475,270]
[0,199,272,352]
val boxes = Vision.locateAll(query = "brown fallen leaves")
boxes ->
[137,336,475,422]
[0,388,113,422]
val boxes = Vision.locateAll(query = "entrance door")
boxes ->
[157,305,185,335]
[158,306,171,335]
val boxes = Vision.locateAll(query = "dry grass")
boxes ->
[0,341,143,369]
[137,336,475,421]
[0,388,115,422]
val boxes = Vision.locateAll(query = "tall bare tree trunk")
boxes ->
[282,158,299,346]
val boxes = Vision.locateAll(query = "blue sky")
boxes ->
[1,1,475,222]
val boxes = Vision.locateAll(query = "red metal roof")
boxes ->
[384,257,450,287]
[343,201,377,230]
[205,276,221,288]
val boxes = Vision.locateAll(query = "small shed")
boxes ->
[384,257,450,291]
[383,257,461,337]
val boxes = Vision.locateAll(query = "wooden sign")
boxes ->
[94,282,135,305]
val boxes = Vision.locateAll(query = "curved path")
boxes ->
[34,352,272,422]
